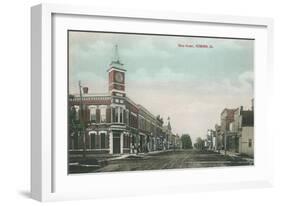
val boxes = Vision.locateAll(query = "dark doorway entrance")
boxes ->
[140,135,145,153]
[113,135,120,154]
[235,137,239,153]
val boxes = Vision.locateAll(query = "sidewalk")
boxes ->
[106,149,171,161]
[218,150,254,164]
[106,149,188,161]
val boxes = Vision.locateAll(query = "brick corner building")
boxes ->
[68,45,173,155]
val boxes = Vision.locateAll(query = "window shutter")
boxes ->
[123,110,126,124]
[105,133,109,148]
[87,108,90,122]
[112,108,116,122]
[106,108,111,123]
[101,133,106,149]
[82,107,89,123]
[96,134,100,148]
[96,108,100,123]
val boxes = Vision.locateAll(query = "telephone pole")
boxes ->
[79,81,87,159]
[224,133,227,156]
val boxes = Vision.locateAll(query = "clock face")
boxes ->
[115,72,124,83]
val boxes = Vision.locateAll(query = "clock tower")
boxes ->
[108,45,126,97]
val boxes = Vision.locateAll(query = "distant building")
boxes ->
[206,129,215,150]
[171,134,182,149]
[220,108,237,151]
[220,101,254,157]
[221,108,236,131]
[163,119,173,149]
[236,105,254,157]
[210,99,254,157]
[214,124,222,151]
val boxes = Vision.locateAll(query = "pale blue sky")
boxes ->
[69,31,254,141]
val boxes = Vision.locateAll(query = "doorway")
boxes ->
[113,134,121,154]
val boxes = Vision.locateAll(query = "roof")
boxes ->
[109,44,125,70]
[137,104,156,120]
[221,108,238,116]
[72,93,110,98]
[167,121,171,130]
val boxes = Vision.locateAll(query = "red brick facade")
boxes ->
[69,51,169,154]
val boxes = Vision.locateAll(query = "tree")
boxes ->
[181,134,193,149]
[194,137,204,150]
[68,100,82,150]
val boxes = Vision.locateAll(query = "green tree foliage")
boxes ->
[181,134,193,149]
[194,137,204,150]
[68,97,82,143]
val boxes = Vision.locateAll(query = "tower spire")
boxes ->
[167,117,171,131]
[113,44,120,63]
[110,44,124,68]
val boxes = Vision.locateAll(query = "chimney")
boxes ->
[83,87,88,94]
[240,106,243,112]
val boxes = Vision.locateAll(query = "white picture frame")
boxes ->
[31,3,274,202]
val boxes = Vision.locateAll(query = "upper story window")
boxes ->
[119,107,123,123]
[100,106,106,123]
[74,105,80,120]
[89,106,97,122]
[113,107,119,123]
[112,106,124,123]
[126,110,129,126]
[138,115,146,130]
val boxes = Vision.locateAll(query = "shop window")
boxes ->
[90,133,96,149]
[101,133,106,149]
[123,135,130,148]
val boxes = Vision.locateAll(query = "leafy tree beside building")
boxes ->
[194,137,204,150]
[181,134,193,149]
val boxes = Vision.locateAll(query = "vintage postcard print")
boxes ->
[68,31,254,174]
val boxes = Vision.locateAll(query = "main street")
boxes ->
[69,149,253,174]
